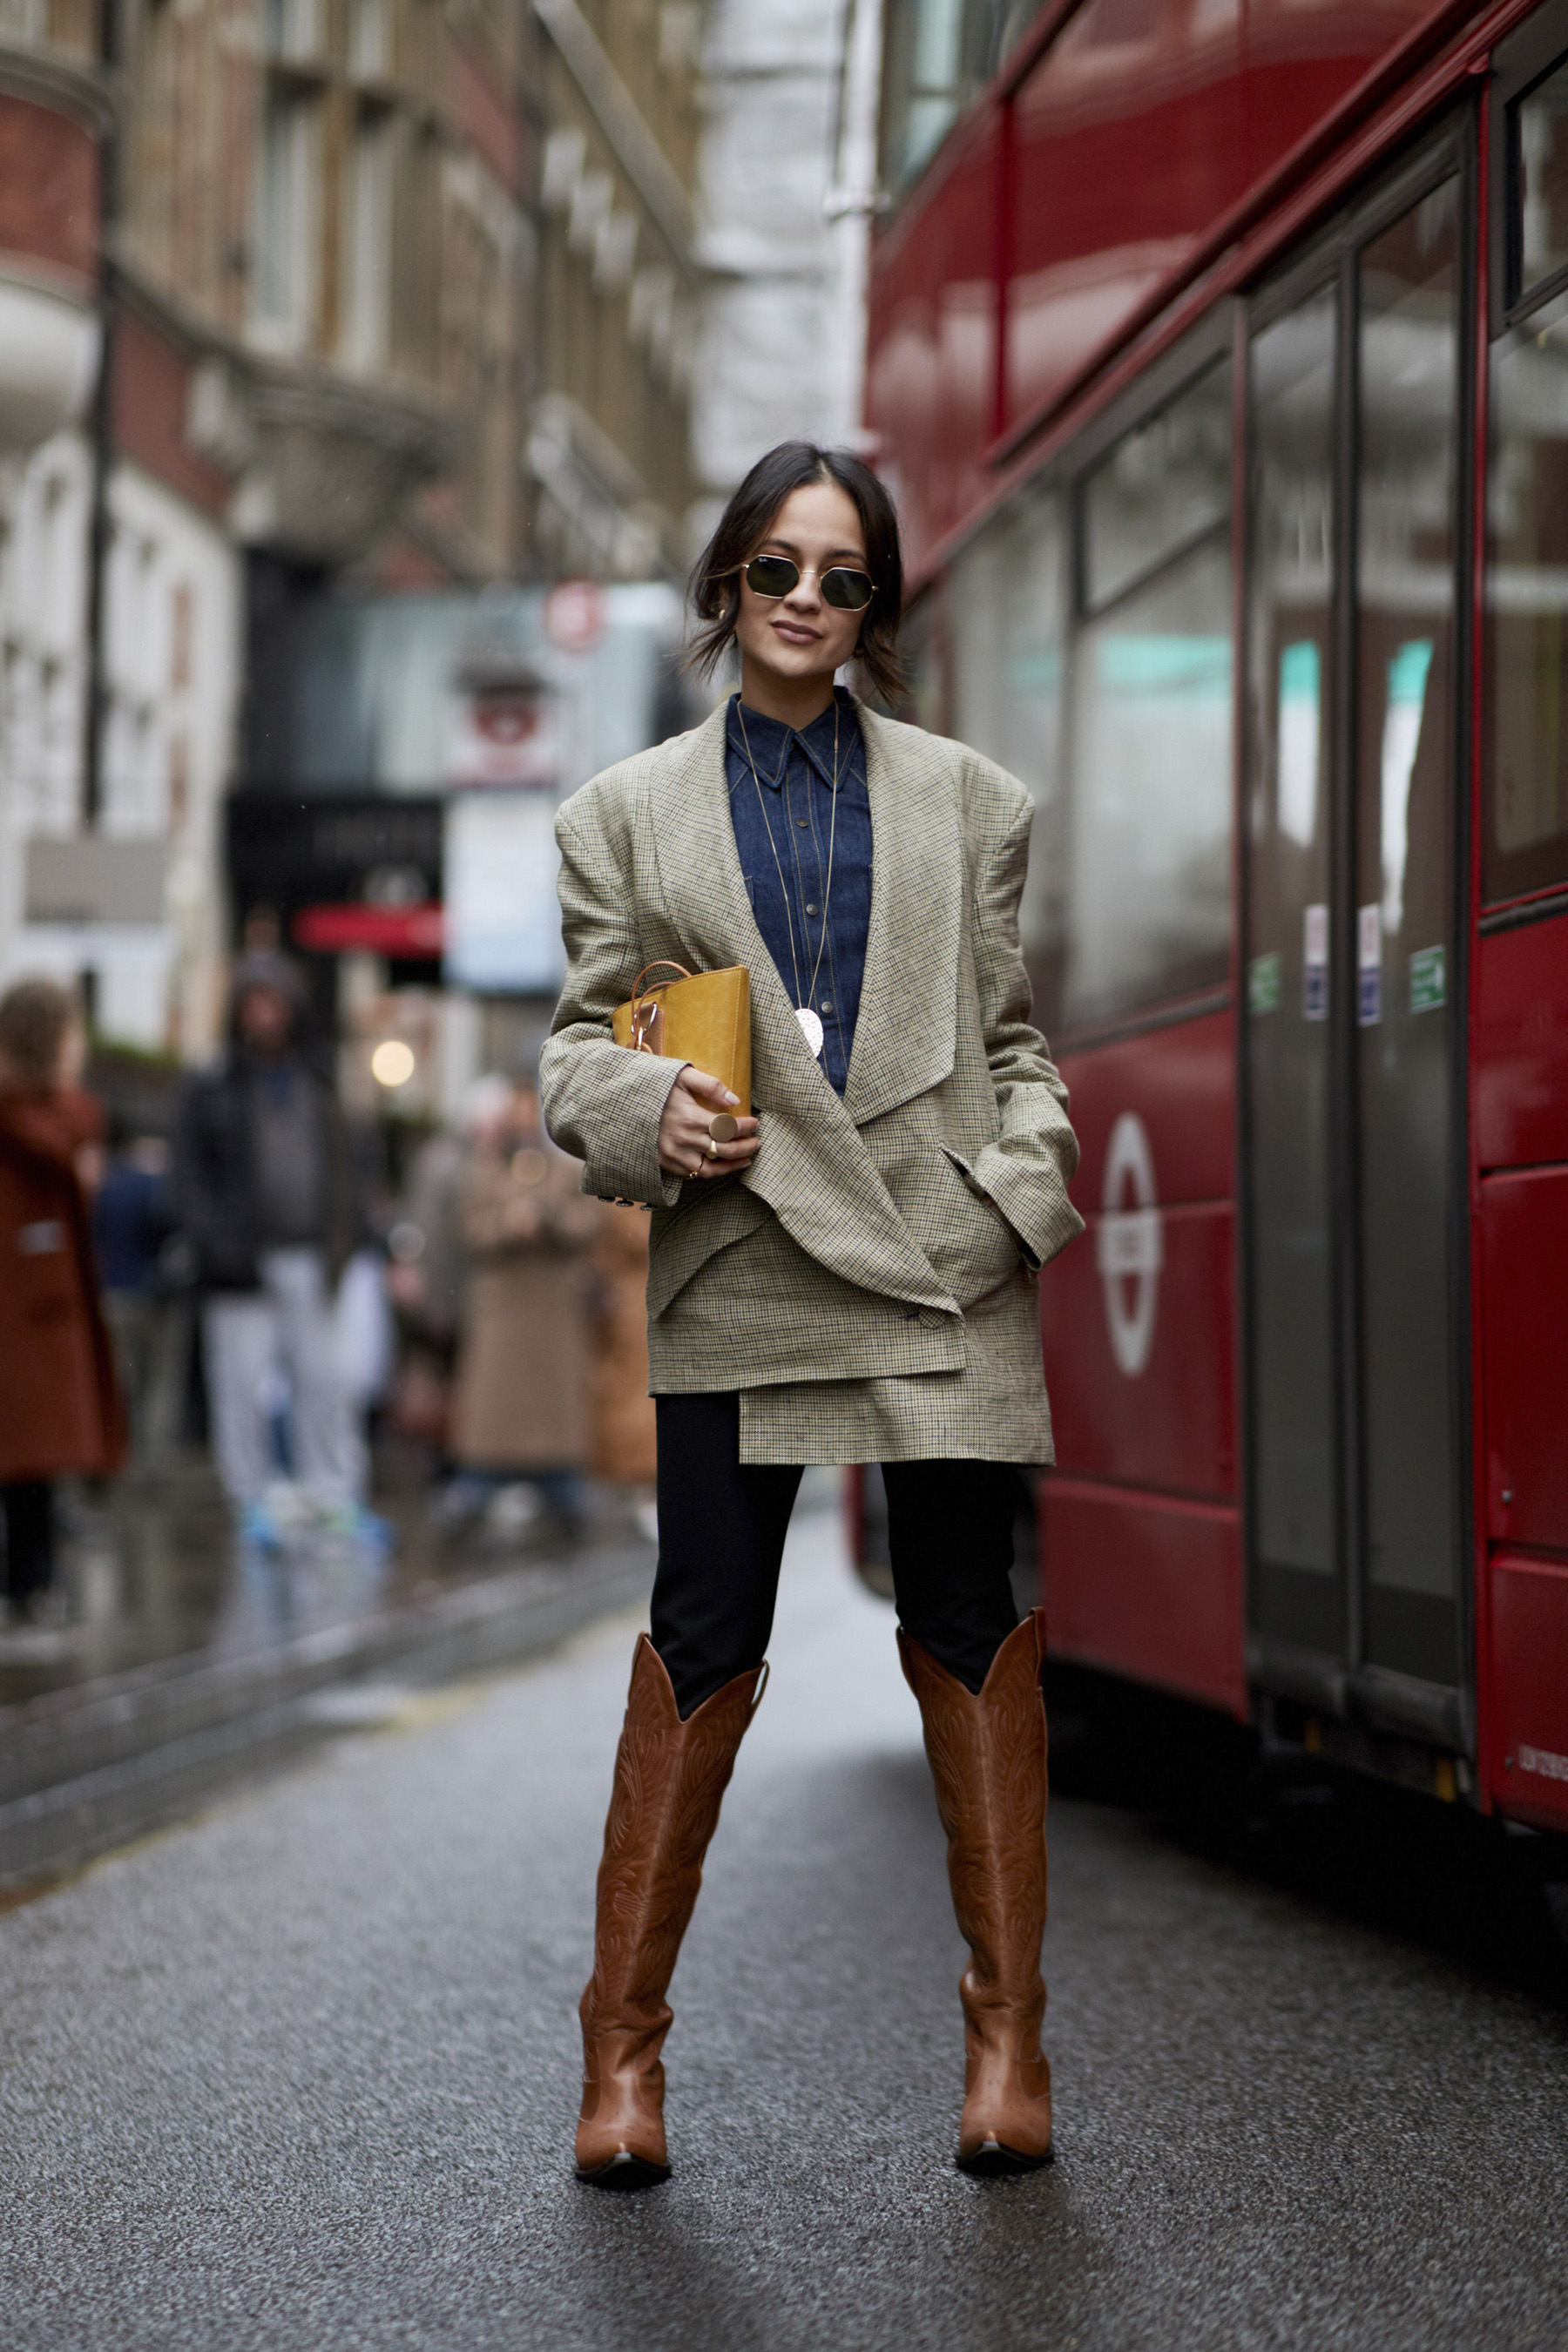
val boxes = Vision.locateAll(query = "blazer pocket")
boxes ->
[934,1146,1020,1305]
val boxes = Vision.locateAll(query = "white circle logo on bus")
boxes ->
[1096,1112,1164,1378]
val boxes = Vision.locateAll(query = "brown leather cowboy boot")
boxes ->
[575,1633,765,2189]
[899,1609,1053,2175]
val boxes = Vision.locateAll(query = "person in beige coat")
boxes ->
[449,1084,601,1528]
[589,1201,659,1490]
[541,442,1084,2192]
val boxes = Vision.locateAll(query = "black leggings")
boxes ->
[651,1394,1021,1716]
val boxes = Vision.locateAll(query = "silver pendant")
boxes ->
[795,1006,825,1057]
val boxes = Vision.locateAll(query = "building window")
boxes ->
[349,0,387,77]
[260,0,321,62]
[252,80,321,351]
[342,109,394,370]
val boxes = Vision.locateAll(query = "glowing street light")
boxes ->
[371,1038,416,1088]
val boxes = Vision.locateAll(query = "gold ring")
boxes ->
[689,1160,701,1179]
[707,1138,720,1159]
[707,1113,739,1143]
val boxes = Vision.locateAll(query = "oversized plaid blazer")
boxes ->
[540,700,1085,1463]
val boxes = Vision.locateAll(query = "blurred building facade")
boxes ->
[691,0,881,521]
[531,0,703,578]
[0,0,877,1073]
[1,0,543,1060]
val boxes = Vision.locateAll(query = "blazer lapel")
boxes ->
[841,706,961,1128]
[649,703,954,1311]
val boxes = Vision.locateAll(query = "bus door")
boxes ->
[1241,129,1471,1748]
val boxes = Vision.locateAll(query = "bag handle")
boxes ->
[630,960,693,1001]
[628,961,693,1054]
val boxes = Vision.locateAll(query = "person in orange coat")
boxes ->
[0,977,125,1621]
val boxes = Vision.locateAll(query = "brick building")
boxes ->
[0,0,542,1055]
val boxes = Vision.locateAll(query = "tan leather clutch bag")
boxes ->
[612,961,752,1113]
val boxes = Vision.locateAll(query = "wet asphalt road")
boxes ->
[3,1502,1566,2352]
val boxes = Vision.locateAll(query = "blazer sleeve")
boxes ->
[539,800,686,1209]
[963,787,1085,1270]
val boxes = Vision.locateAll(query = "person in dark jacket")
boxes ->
[172,953,368,1550]
[95,1119,189,1464]
[0,977,125,1621]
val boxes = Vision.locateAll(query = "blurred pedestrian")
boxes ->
[94,1118,190,1465]
[589,1200,658,1532]
[0,977,125,1623]
[386,1078,504,1456]
[172,951,374,1551]
[448,1080,601,1539]
[543,443,1081,2188]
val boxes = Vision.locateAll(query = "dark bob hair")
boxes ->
[686,441,905,707]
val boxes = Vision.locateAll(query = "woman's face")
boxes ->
[733,481,868,693]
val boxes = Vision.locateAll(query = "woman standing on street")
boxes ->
[542,441,1083,2188]
[0,978,124,1624]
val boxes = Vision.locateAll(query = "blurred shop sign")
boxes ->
[443,794,564,993]
[293,903,444,956]
[228,796,443,936]
[446,661,558,791]
[26,837,166,925]
[544,580,606,654]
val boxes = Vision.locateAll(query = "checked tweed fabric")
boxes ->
[540,700,1085,1464]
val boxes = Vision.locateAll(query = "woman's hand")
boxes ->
[656,1066,761,1181]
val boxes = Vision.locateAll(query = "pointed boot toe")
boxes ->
[956,2134,1054,2179]
[576,2145,672,2191]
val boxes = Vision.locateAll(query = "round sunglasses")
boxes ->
[739,553,875,612]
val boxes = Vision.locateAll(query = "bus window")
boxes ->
[1246,287,1338,1646]
[881,1,1051,193]
[949,485,1069,1029]
[1516,57,1568,306]
[1355,178,1463,1679]
[1062,362,1233,1033]
[1083,360,1231,612]
[1487,280,1568,902]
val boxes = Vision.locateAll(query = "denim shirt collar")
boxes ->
[726,688,859,794]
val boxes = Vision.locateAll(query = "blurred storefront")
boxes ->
[230,578,693,1128]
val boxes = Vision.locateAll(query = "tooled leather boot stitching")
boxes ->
[576,1633,765,2189]
[899,1609,1052,2176]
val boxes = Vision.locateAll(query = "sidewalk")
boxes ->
[0,1456,658,1894]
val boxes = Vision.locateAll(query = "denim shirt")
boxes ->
[726,688,873,1096]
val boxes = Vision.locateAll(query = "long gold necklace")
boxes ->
[736,696,841,1058]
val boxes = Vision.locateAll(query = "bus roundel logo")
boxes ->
[1096,1112,1164,1378]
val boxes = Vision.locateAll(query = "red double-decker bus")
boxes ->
[862,0,1568,1839]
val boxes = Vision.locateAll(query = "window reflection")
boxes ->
[1083,360,1231,612]
[1486,284,1568,898]
[1517,60,1568,302]
[950,488,1068,1024]
[1064,542,1233,1030]
[1355,179,1461,1649]
[881,0,1049,192]
[1245,289,1336,1612]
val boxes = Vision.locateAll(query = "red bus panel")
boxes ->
[1486,1553,1568,1833]
[1043,1201,1236,1498]
[1474,913,1568,1172]
[864,106,1000,576]
[1060,1009,1233,1209]
[1041,1477,1246,1716]
[1479,1162,1568,1556]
